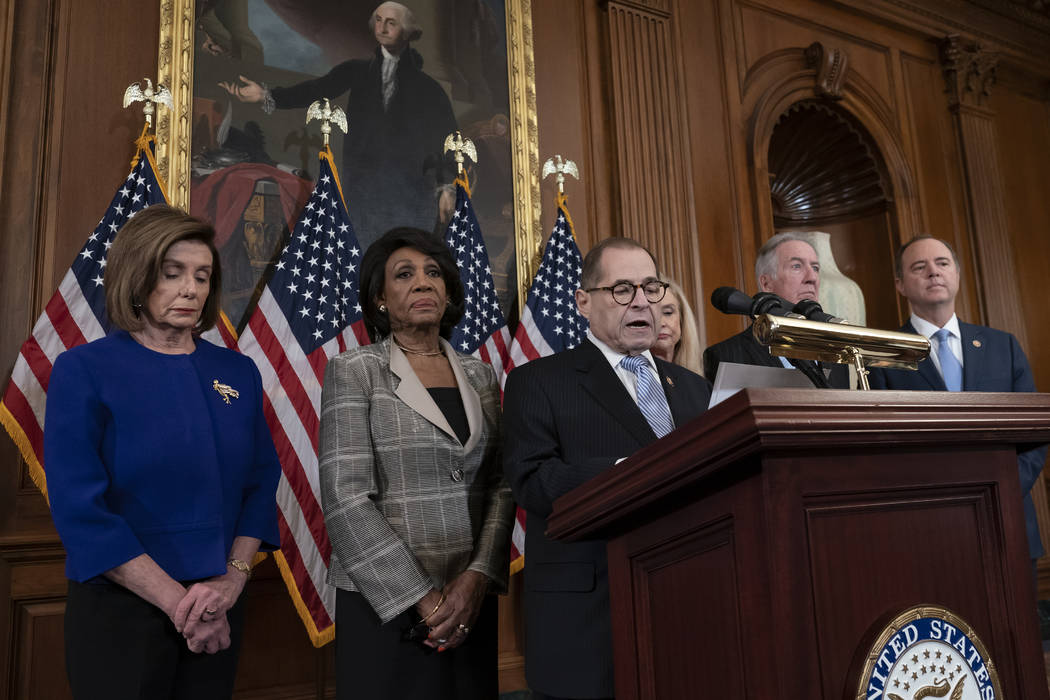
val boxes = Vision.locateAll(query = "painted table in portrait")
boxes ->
[157,0,539,332]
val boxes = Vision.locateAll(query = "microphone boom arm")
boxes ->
[751,314,931,390]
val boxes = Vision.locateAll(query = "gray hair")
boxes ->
[754,232,815,286]
[370,2,422,42]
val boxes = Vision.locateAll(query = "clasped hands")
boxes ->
[169,572,246,655]
[413,570,489,652]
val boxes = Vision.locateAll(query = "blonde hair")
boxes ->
[663,279,702,376]
[104,205,222,333]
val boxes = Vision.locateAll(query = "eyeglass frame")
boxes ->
[583,279,670,305]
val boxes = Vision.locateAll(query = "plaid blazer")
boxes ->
[319,336,513,623]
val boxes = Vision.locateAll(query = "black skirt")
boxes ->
[335,588,498,700]
[64,579,244,700]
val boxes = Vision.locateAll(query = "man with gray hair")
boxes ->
[221,2,457,249]
[703,232,849,387]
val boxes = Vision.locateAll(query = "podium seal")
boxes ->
[856,605,1001,700]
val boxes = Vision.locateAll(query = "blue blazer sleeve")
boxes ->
[44,351,146,581]
[233,360,281,551]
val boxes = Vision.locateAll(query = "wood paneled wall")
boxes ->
[2,0,1049,697]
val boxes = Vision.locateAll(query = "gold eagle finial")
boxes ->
[123,78,173,129]
[541,154,580,194]
[306,98,349,147]
[443,131,477,175]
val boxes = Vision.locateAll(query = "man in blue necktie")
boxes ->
[503,238,711,699]
[869,235,1047,563]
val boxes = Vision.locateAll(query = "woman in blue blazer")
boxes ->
[44,206,280,699]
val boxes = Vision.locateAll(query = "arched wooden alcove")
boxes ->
[742,42,921,332]
[768,100,900,331]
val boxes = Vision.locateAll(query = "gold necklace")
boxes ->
[393,336,443,356]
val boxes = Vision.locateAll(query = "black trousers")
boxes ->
[335,588,498,700]
[64,579,244,700]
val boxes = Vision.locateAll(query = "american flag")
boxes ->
[504,191,587,572]
[0,133,187,498]
[236,147,367,647]
[444,177,511,380]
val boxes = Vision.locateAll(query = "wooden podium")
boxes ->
[546,389,1050,700]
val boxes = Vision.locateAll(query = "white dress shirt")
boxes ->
[380,46,400,110]
[586,330,663,405]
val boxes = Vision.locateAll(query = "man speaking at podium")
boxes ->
[503,238,711,699]
[869,235,1047,561]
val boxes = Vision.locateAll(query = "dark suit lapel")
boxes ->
[901,320,946,390]
[743,327,783,368]
[575,340,657,446]
[960,322,984,391]
[655,362,693,427]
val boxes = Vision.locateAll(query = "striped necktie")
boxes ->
[933,328,962,392]
[620,355,675,438]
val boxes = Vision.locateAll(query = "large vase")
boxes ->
[797,230,866,325]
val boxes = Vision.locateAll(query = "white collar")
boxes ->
[910,313,960,340]
[380,46,401,63]
[586,329,658,372]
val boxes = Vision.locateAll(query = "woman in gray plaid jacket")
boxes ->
[319,227,514,699]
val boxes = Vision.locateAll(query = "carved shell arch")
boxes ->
[743,43,922,243]
[769,101,890,227]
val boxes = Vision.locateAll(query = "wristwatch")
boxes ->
[227,558,253,580]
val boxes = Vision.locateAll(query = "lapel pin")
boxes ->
[213,379,240,405]
[972,340,981,348]
[665,376,674,387]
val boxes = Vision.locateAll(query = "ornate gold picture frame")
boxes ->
[156,0,540,324]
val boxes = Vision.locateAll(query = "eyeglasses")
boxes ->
[584,280,669,305]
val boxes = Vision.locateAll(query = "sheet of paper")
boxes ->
[709,362,816,407]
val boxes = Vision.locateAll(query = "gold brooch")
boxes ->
[972,339,981,348]
[213,379,240,404]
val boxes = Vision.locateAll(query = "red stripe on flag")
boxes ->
[262,394,331,560]
[21,336,55,393]
[307,345,328,388]
[510,506,527,561]
[277,510,334,630]
[215,317,238,349]
[490,328,511,364]
[512,324,541,363]
[1,381,44,465]
[249,313,320,453]
[351,319,370,347]
[44,293,88,351]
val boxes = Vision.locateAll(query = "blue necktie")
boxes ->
[934,328,962,392]
[620,355,675,438]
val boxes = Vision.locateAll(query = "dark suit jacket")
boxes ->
[868,320,1048,558]
[703,325,850,389]
[272,47,457,240]
[502,339,712,698]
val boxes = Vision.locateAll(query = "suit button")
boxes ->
[450,469,464,482]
